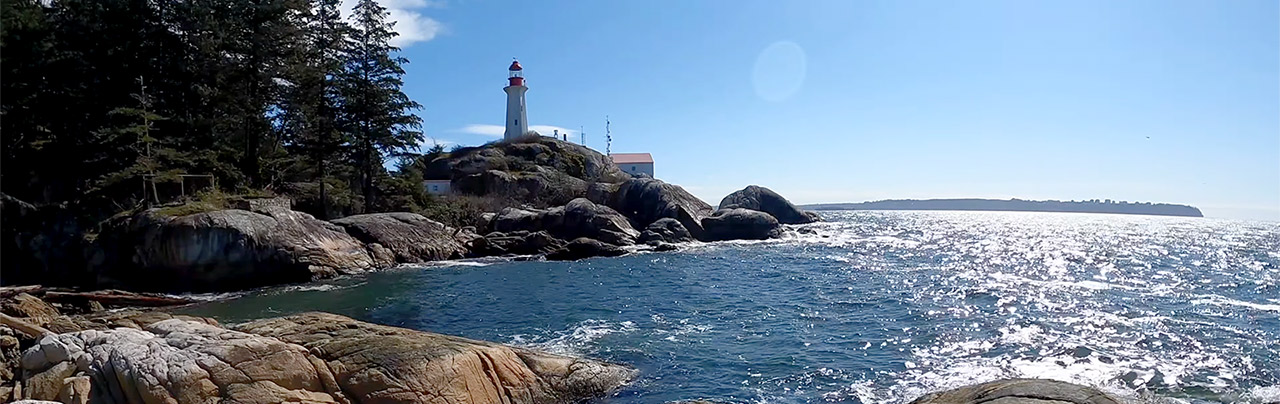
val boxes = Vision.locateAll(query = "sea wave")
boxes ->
[511,319,638,356]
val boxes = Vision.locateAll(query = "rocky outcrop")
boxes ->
[639,218,694,244]
[440,137,631,206]
[333,212,468,264]
[21,318,349,403]
[237,312,636,404]
[16,312,635,404]
[91,203,375,293]
[605,178,714,241]
[719,185,820,224]
[439,137,630,184]
[491,199,639,246]
[454,168,592,207]
[492,207,547,233]
[545,238,628,261]
[554,199,640,245]
[908,378,1120,404]
[467,231,567,257]
[42,309,219,334]
[701,208,782,241]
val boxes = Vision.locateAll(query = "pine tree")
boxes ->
[340,0,424,213]
[92,76,170,206]
[282,0,350,218]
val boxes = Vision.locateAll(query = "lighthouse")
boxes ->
[503,59,529,140]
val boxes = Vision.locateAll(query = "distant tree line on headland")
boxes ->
[1,0,446,223]
[801,198,1204,217]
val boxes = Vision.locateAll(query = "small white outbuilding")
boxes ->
[611,153,654,177]
[423,180,451,195]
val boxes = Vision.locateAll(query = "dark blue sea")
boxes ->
[178,211,1280,403]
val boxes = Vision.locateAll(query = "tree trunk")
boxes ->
[362,141,374,213]
[318,158,328,219]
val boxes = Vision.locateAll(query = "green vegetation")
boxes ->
[419,194,518,229]
[1,0,425,225]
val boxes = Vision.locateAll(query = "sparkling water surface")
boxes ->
[178,211,1280,403]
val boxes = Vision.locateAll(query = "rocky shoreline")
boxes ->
[1,137,1127,403]
[1,290,634,403]
[0,291,1126,404]
[76,175,815,293]
[4,137,826,294]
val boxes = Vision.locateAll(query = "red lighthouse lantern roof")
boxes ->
[508,60,523,71]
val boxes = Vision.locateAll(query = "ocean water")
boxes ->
[177,211,1280,403]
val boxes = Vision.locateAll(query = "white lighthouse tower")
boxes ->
[503,59,529,140]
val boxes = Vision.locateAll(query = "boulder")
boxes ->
[639,218,694,244]
[719,185,820,224]
[332,212,468,263]
[908,378,1120,404]
[545,238,628,261]
[605,178,714,241]
[91,205,374,293]
[552,199,640,246]
[468,231,567,257]
[490,199,639,246]
[492,207,547,233]
[236,312,636,404]
[701,208,782,241]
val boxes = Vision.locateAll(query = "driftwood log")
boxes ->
[0,313,52,338]
[0,285,43,299]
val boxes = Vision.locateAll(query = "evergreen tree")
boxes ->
[340,0,424,213]
[1,0,431,224]
[91,77,173,206]
[282,0,350,218]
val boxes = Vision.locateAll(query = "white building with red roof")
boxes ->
[611,153,654,177]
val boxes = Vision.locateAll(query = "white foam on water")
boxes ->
[169,291,246,302]
[1246,385,1280,404]
[276,283,352,293]
[516,319,637,356]
[1191,294,1280,312]
[421,259,493,268]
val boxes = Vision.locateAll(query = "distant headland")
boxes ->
[800,198,1204,217]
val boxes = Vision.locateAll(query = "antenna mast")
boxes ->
[605,116,611,156]
[580,126,585,145]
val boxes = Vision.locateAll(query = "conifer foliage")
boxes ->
[0,0,426,220]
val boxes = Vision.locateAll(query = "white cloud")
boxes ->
[342,0,444,48]
[456,124,505,137]
[455,124,579,138]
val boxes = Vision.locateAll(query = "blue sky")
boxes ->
[371,0,1279,221]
